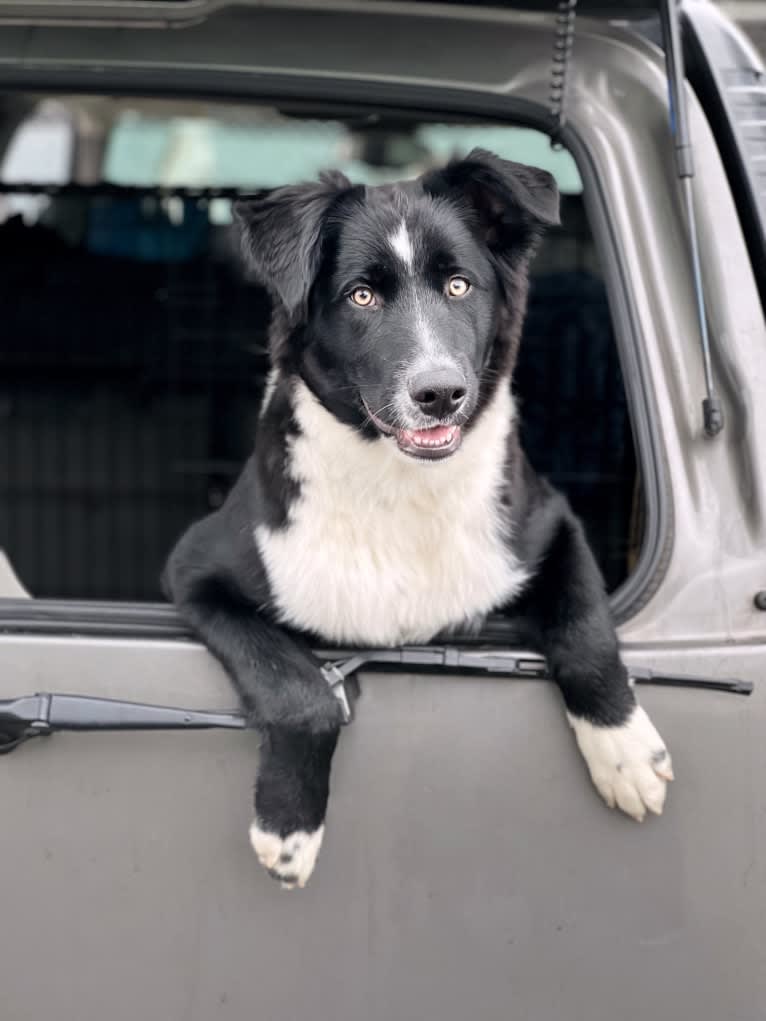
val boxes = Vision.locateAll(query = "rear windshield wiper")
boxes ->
[0,692,245,755]
[0,645,752,755]
[317,646,754,721]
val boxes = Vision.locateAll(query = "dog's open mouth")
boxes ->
[363,400,463,460]
[396,424,462,459]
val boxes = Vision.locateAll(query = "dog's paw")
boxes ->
[567,705,674,821]
[249,822,325,889]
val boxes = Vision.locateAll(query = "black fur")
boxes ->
[164,149,637,880]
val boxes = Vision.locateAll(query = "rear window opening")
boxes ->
[0,94,643,605]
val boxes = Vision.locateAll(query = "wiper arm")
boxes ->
[0,647,752,755]
[319,645,753,721]
[319,646,547,721]
[0,692,246,755]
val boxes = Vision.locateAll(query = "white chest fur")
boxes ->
[255,381,527,646]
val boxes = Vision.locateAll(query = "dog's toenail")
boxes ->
[266,867,299,884]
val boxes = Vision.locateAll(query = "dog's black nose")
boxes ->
[408,368,467,419]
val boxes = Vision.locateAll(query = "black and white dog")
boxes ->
[164,149,673,889]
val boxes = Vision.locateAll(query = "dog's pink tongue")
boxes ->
[404,425,454,445]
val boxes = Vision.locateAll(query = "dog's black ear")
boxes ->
[421,148,559,257]
[233,170,352,316]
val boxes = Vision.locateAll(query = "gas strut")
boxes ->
[659,0,724,436]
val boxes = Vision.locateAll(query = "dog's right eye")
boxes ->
[349,287,376,308]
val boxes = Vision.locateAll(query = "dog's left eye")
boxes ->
[447,276,471,298]
[349,286,376,307]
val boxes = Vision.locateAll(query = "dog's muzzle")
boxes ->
[362,400,463,460]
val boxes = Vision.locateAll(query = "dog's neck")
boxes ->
[255,371,525,645]
[273,372,516,501]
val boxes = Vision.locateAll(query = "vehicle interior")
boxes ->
[0,94,642,604]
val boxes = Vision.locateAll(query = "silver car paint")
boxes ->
[0,4,764,1019]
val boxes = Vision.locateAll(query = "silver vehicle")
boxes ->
[0,2,764,1019]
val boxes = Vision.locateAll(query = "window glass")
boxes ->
[101,113,582,194]
[0,96,640,602]
[0,99,73,226]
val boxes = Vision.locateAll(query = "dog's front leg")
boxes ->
[174,579,344,888]
[518,515,674,821]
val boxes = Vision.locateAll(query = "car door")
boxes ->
[2,627,762,1021]
[1,3,765,1020]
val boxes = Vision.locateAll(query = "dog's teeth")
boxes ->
[410,427,458,450]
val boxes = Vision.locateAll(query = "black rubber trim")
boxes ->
[0,0,664,26]
[559,125,674,623]
[0,66,549,123]
[0,599,192,640]
[0,598,534,645]
[0,70,670,636]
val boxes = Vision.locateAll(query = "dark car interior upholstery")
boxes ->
[0,184,639,601]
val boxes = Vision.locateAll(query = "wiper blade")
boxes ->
[320,647,548,721]
[319,645,754,720]
[320,645,546,679]
[629,666,753,696]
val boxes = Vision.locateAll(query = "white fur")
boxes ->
[567,705,674,821]
[249,822,325,889]
[413,303,441,361]
[255,380,527,646]
[389,220,414,270]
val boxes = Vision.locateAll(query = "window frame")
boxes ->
[0,74,673,640]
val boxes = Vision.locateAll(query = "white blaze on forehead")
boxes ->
[389,219,414,270]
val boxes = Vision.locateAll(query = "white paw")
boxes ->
[248,822,325,889]
[567,705,674,822]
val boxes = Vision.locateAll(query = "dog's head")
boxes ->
[235,149,558,461]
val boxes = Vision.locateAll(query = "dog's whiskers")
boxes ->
[359,398,399,431]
